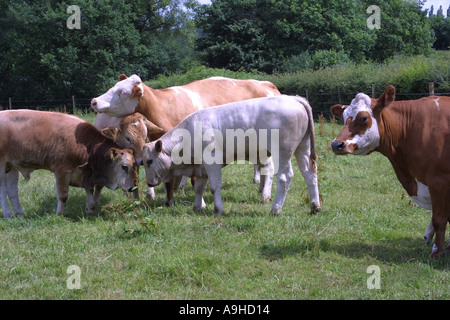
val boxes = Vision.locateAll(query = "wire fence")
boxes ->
[1,83,449,118]
[0,96,92,114]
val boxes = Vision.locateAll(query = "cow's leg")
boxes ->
[423,218,435,244]
[177,175,188,192]
[429,185,450,259]
[0,161,13,219]
[85,185,104,214]
[258,159,273,203]
[253,165,260,184]
[54,172,71,215]
[294,144,321,214]
[193,177,208,211]
[204,165,223,215]
[164,178,175,207]
[6,169,24,217]
[271,159,294,215]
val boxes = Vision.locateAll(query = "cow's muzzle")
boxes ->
[331,140,348,155]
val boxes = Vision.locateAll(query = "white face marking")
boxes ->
[342,93,380,155]
[93,75,143,117]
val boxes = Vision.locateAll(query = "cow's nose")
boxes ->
[331,140,345,152]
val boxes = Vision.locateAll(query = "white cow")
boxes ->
[142,95,321,215]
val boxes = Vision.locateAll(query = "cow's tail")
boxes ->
[294,96,317,173]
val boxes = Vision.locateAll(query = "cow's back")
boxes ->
[136,77,281,132]
[0,110,90,171]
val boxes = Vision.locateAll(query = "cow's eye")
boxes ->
[359,116,368,123]
[147,159,153,167]
[126,137,131,142]
[122,165,129,173]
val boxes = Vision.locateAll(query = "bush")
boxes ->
[266,51,450,115]
[146,65,265,88]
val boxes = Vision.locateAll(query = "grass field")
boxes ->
[0,114,449,300]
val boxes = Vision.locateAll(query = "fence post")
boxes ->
[72,95,76,111]
[429,82,434,96]
[337,87,342,104]
[8,97,12,110]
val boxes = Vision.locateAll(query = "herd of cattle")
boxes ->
[0,74,449,258]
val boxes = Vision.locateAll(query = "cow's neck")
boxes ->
[374,102,420,196]
[374,102,417,157]
[135,84,164,127]
[83,143,115,188]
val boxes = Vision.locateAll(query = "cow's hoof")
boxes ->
[271,205,282,215]
[165,199,175,207]
[260,196,271,204]
[310,203,321,215]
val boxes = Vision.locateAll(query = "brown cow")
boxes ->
[330,86,450,258]
[91,74,281,205]
[101,112,164,199]
[0,110,137,218]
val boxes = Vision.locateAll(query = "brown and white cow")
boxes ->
[330,86,450,258]
[0,110,137,218]
[91,74,281,205]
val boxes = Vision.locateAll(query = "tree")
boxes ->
[429,4,450,50]
[364,0,434,61]
[0,0,200,101]
[195,0,434,73]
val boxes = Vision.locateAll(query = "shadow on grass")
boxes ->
[259,237,450,270]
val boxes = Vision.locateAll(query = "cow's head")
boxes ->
[142,140,173,187]
[331,85,396,155]
[101,113,164,163]
[105,148,138,192]
[91,74,144,117]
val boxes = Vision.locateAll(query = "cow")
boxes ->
[330,85,450,258]
[141,95,321,216]
[91,74,281,205]
[101,112,165,199]
[0,110,138,218]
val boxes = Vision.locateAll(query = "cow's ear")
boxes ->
[144,119,165,138]
[101,126,119,141]
[118,74,128,81]
[155,140,163,154]
[330,104,348,120]
[376,85,396,108]
[131,84,143,99]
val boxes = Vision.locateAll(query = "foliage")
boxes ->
[196,0,434,73]
[146,64,264,88]
[102,197,157,234]
[0,0,199,101]
[428,5,450,50]
[266,51,450,113]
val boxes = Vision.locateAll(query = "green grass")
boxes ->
[0,118,449,300]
